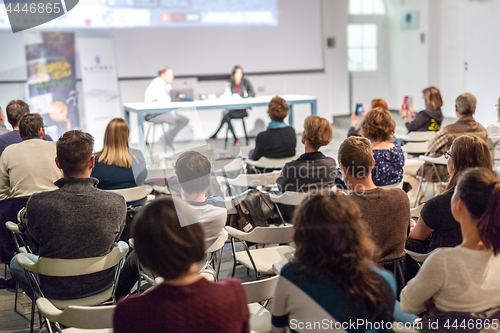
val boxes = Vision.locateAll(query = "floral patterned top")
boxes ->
[372,145,405,186]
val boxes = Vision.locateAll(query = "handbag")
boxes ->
[420,303,500,333]
[229,189,276,232]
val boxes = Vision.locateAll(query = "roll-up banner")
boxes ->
[25,31,80,139]
[77,37,122,151]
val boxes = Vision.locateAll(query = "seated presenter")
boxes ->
[144,67,189,150]
[210,65,255,145]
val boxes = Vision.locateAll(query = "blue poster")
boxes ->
[25,31,79,139]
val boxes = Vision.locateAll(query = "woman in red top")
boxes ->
[113,197,250,333]
[210,65,256,145]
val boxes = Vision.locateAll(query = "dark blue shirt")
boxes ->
[372,145,405,187]
[91,149,147,191]
[0,130,53,156]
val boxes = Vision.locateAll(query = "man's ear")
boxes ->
[89,155,95,170]
[301,132,306,144]
[55,157,62,170]
[372,158,375,168]
[340,163,348,176]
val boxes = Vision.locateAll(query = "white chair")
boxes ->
[17,242,129,333]
[213,146,254,159]
[145,168,176,182]
[36,297,114,333]
[410,203,425,219]
[404,249,436,263]
[395,131,436,142]
[242,276,279,333]
[217,171,281,198]
[212,157,246,174]
[107,185,153,203]
[205,229,229,281]
[245,155,299,170]
[268,192,309,206]
[414,155,448,206]
[402,142,429,155]
[225,225,294,279]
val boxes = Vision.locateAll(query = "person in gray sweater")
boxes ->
[10,130,126,300]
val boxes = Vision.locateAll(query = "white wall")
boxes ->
[0,0,349,142]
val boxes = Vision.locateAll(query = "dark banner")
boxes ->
[25,31,79,139]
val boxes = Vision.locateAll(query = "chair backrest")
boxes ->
[419,154,447,166]
[245,155,299,169]
[212,158,246,173]
[36,298,115,330]
[404,248,435,263]
[269,192,309,206]
[145,168,176,181]
[225,225,293,244]
[410,203,425,218]
[5,221,30,254]
[242,275,279,304]
[396,131,436,142]
[218,170,281,188]
[206,229,228,253]
[402,142,429,154]
[107,185,152,202]
[17,241,129,277]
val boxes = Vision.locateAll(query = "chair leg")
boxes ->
[161,124,168,153]
[241,241,259,280]
[225,126,229,149]
[30,297,35,333]
[241,118,249,146]
[230,237,237,278]
[414,162,426,207]
[152,124,156,154]
[145,123,153,157]
[215,246,223,281]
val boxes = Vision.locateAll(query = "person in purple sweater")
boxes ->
[113,196,250,333]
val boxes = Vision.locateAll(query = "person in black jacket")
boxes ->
[399,86,444,132]
[249,96,296,161]
[210,66,255,144]
[277,115,341,192]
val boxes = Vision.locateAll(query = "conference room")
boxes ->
[1,0,500,332]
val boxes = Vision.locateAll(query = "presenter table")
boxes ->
[124,94,317,152]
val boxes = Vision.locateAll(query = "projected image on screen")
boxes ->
[0,0,277,29]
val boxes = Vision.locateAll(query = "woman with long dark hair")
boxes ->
[272,193,396,332]
[407,134,492,253]
[401,167,500,314]
[210,65,255,144]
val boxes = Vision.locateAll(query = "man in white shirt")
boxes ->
[487,98,500,168]
[0,114,62,199]
[144,67,189,150]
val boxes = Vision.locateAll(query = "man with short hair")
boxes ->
[0,100,52,156]
[174,151,227,248]
[144,67,189,150]
[0,107,10,135]
[9,130,126,300]
[338,136,410,293]
[0,114,62,199]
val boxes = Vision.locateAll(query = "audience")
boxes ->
[272,193,396,332]
[404,92,488,203]
[338,136,412,293]
[361,108,405,187]
[407,135,492,253]
[277,115,340,192]
[0,107,9,135]
[9,130,126,300]
[401,168,500,315]
[91,118,147,193]
[399,87,444,132]
[113,197,250,333]
[348,98,388,138]
[0,114,62,200]
[249,96,296,161]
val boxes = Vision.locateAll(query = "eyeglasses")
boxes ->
[444,150,452,159]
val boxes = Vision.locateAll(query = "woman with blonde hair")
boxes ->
[277,115,341,192]
[399,86,444,132]
[361,108,405,187]
[91,118,147,193]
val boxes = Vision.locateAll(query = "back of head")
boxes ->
[19,113,44,140]
[423,87,443,110]
[454,168,500,254]
[338,136,373,179]
[360,108,395,142]
[98,118,131,168]
[132,196,205,279]
[445,134,492,193]
[456,93,477,116]
[158,66,170,77]
[268,96,289,122]
[303,115,332,150]
[175,151,211,194]
[57,130,94,176]
[6,100,29,128]
[371,99,388,110]
[292,193,386,320]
